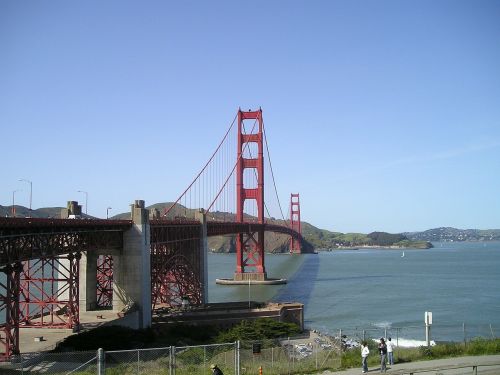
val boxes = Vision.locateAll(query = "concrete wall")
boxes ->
[157,302,304,331]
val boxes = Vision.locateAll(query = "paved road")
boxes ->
[319,355,500,375]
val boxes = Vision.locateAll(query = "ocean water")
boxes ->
[208,242,500,345]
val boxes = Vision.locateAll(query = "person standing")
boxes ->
[386,337,395,365]
[378,338,387,373]
[361,341,370,373]
[210,364,224,375]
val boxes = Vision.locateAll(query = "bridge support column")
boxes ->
[289,193,302,253]
[79,251,98,312]
[0,262,21,360]
[195,209,208,304]
[113,200,151,329]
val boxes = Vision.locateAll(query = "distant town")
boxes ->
[404,227,500,242]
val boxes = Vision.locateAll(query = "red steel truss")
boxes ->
[0,218,127,359]
[96,255,113,308]
[0,263,21,361]
[290,193,302,253]
[150,221,203,312]
[0,217,129,265]
[19,253,81,329]
[235,108,266,279]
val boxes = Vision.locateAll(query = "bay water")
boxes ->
[208,241,500,346]
[2,242,498,347]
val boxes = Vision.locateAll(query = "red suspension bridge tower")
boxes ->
[234,108,267,281]
[290,193,302,253]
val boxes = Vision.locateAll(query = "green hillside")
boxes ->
[301,223,432,249]
[0,205,65,219]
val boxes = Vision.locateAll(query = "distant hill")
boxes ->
[404,227,500,242]
[0,204,65,219]
[301,224,431,249]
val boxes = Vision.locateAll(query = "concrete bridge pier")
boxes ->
[79,251,98,311]
[112,200,152,329]
[78,200,152,329]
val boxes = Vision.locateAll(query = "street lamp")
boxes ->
[77,190,88,215]
[106,207,112,219]
[18,178,32,214]
[12,189,21,217]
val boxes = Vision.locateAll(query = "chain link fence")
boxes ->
[0,324,497,374]
[0,343,236,375]
[239,337,341,375]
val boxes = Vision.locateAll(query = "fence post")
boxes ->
[396,328,400,362]
[315,342,318,369]
[271,346,274,368]
[288,337,291,375]
[97,348,105,375]
[169,345,175,375]
[363,330,366,342]
[339,329,343,352]
[463,323,466,346]
[236,340,240,375]
[137,349,140,375]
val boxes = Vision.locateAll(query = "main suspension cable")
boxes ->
[164,112,238,216]
[206,117,259,214]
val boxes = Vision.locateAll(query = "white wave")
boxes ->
[373,321,392,329]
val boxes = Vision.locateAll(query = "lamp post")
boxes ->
[77,190,88,215]
[12,189,21,217]
[106,207,112,219]
[18,178,32,214]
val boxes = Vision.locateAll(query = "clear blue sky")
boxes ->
[1,1,499,233]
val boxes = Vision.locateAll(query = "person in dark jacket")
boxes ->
[378,338,387,372]
[210,364,224,375]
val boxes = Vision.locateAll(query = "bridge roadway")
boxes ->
[0,217,305,266]
[0,217,131,266]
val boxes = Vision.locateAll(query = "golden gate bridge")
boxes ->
[0,108,306,360]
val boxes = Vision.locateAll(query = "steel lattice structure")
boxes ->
[0,218,130,360]
[0,263,21,360]
[19,253,81,329]
[96,255,113,308]
[0,218,130,265]
[150,220,203,312]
